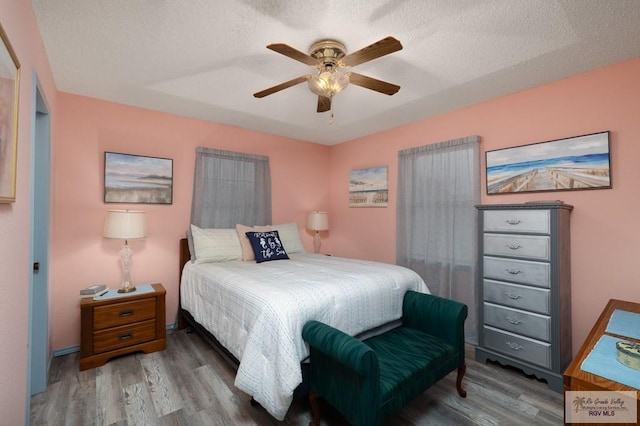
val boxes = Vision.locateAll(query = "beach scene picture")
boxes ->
[486,131,611,194]
[104,152,173,204]
[349,166,388,207]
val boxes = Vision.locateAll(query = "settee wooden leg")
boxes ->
[456,364,467,398]
[308,391,321,426]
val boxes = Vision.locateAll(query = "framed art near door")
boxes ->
[0,22,21,203]
[104,152,173,204]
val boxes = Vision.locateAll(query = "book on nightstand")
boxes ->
[79,284,108,298]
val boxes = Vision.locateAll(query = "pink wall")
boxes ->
[51,93,330,350]
[329,57,640,355]
[0,0,57,423]
[52,57,640,362]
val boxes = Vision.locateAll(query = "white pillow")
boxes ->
[271,222,305,254]
[190,224,243,263]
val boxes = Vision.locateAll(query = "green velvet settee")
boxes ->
[301,291,468,426]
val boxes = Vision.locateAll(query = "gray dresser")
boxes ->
[475,202,572,392]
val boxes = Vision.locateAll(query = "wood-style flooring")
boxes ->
[30,329,564,425]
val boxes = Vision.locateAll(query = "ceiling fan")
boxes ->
[253,36,403,114]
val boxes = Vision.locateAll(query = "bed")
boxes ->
[177,227,428,420]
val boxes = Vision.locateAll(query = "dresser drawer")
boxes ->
[483,234,550,261]
[93,298,156,330]
[483,326,551,368]
[484,303,550,341]
[484,210,550,234]
[93,320,157,354]
[483,279,550,314]
[484,256,550,288]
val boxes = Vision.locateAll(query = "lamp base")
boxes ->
[313,232,322,254]
[118,241,136,293]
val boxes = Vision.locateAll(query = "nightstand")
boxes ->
[79,283,166,370]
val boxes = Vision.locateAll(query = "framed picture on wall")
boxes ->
[349,166,388,207]
[0,22,21,203]
[485,131,611,195]
[104,152,173,204]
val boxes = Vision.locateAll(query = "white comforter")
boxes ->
[180,253,428,420]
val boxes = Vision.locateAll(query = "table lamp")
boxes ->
[103,210,147,293]
[306,211,329,254]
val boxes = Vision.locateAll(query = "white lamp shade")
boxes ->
[103,210,147,240]
[307,211,329,232]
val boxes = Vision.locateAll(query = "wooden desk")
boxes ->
[563,299,640,425]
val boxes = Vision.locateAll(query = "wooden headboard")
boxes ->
[179,238,190,275]
[177,238,191,329]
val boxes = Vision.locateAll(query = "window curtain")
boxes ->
[397,135,480,344]
[190,147,271,228]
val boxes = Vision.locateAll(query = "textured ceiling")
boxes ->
[32,0,640,145]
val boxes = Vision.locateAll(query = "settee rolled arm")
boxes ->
[302,320,379,376]
[302,320,381,425]
[402,291,468,362]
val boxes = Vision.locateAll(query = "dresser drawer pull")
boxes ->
[505,219,521,225]
[119,310,134,317]
[119,333,133,341]
[505,317,522,325]
[506,341,524,351]
[506,268,522,275]
[505,293,522,299]
[505,243,522,250]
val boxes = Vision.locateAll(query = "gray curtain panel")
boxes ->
[190,147,272,229]
[396,135,480,344]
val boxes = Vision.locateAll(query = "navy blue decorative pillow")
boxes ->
[245,230,290,263]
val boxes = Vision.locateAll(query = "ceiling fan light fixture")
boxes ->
[308,68,349,98]
[255,36,402,114]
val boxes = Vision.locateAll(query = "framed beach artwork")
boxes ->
[0,22,21,203]
[104,152,173,204]
[349,166,388,207]
[486,131,611,195]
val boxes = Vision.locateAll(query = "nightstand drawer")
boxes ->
[93,298,156,330]
[93,320,157,354]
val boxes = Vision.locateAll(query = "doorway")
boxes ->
[28,80,51,401]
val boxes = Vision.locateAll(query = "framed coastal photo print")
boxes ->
[0,22,21,203]
[104,152,173,204]
[486,131,611,195]
[349,166,388,207]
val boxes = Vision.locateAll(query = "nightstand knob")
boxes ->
[119,310,134,317]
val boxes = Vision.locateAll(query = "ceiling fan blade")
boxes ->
[266,43,317,66]
[341,36,403,67]
[348,72,400,95]
[253,75,311,98]
[317,96,331,113]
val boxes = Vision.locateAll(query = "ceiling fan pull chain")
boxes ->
[329,107,334,125]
